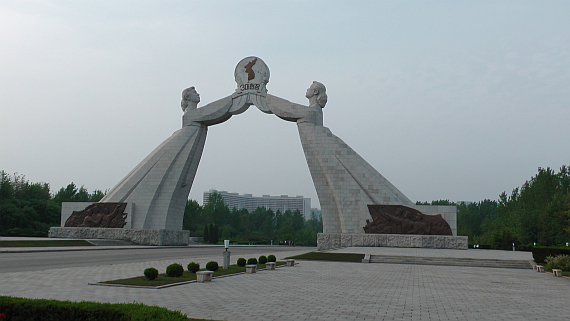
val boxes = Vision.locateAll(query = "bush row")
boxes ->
[143,254,277,279]
[237,254,277,267]
[531,246,570,263]
[144,261,222,280]
[0,296,187,321]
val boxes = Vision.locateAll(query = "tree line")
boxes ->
[0,171,103,236]
[183,192,323,246]
[461,166,570,249]
[418,166,570,250]
[3,166,569,249]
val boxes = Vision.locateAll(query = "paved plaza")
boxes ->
[1,244,569,320]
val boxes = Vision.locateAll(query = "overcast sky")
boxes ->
[1,1,569,208]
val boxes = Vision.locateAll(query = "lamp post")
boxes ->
[223,240,230,269]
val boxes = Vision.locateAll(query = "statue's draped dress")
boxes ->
[266,95,413,234]
[101,96,234,230]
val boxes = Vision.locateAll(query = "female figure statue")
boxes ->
[101,87,234,230]
[266,82,413,234]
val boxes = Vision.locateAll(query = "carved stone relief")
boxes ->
[364,205,452,236]
[64,203,127,228]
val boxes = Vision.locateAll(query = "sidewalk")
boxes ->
[1,246,568,320]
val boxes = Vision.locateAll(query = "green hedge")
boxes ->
[0,296,187,321]
[532,246,570,263]
[286,252,365,262]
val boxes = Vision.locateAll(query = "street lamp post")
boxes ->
[223,240,230,269]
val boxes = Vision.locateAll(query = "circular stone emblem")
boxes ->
[234,56,270,93]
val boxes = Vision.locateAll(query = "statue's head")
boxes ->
[306,81,327,108]
[181,86,200,112]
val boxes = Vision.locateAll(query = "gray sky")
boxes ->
[1,1,569,208]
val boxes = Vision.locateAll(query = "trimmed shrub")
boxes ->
[267,254,277,262]
[258,255,267,264]
[247,257,258,265]
[532,246,570,263]
[166,263,184,277]
[206,261,219,272]
[144,267,159,281]
[187,262,200,273]
[545,255,570,271]
[237,257,246,267]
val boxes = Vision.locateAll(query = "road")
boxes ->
[0,246,313,273]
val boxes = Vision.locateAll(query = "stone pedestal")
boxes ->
[223,251,231,269]
[317,233,468,250]
[246,265,257,273]
[196,271,213,283]
[48,227,189,246]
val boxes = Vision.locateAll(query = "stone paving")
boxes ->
[1,246,569,320]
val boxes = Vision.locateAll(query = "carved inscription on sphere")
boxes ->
[234,56,270,93]
[364,205,452,236]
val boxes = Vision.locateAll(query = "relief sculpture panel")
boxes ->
[64,203,127,228]
[364,205,452,236]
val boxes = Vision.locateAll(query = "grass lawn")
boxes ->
[286,252,365,262]
[0,240,94,247]
[102,262,286,287]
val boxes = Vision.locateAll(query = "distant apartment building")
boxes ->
[203,189,312,219]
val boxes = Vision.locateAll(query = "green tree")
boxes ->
[209,223,215,244]
[203,224,209,243]
[454,166,570,248]
[202,192,230,226]
[53,183,104,204]
[182,199,202,232]
[212,224,219,244]
[0,171,62,236]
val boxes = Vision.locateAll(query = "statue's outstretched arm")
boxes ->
[266,94,309,122]
[184,95,234,126]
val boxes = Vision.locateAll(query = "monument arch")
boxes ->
[50,57,463,248]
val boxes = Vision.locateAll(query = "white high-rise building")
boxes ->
[203,189,312,219]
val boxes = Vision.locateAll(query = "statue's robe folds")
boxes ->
[266,95,414,234]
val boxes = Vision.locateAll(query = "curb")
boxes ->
[89,263,292,289]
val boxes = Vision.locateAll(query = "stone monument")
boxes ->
[50,56,465,248]
[263,80,465,250]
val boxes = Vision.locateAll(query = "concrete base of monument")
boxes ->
[49,227,189,246]
[317,233,468,251]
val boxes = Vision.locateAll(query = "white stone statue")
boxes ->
[266,82,414,234]
[181,86,200,112]
[99,57,414,235]
[101,87,238,230]
[55,56,457,246]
